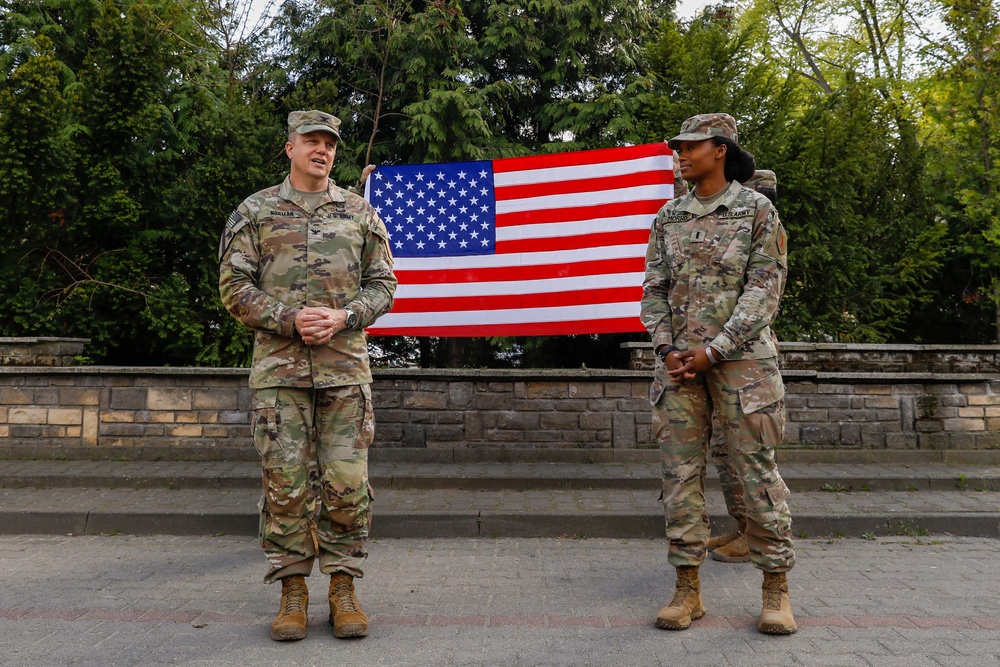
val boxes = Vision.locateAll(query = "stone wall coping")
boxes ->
[620,341,1000,352]
[0,337,91,344]
[0,365,997,384]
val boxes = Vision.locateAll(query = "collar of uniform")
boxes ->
[673,179,743,217]
[278,176,347,213]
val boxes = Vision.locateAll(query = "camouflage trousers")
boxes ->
[709,412,746,528]
[252,384,375,584]
[652,357,794,573]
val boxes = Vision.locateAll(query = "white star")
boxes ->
[459,240,468,248]
[470,214,479,222]
[457,170,467,179]
[481,238,489,246]
[449,231,457,240]
[481,222,489,229]
[439,223,447,231]
[375,172,383,180]
[439,240,446,248]
[428,232,436,240]
[385,216,394,224]
[406,215,414,224]
[459,188,467,197]
[428,215,436,223]
[416,223,425,232]
[469,197,478,205]
[405,181,414,190]
[448,198,457,206]
[471,231,479,239]
[480,205,488,212]
[416,241,425,249]
[406,232,414,240]
[395,173,403,181]
[438,207,446,215]
[459,206,468,214]
[395,224,403,232]
[417,207,426,215]
[480,188,487,195]
[416,173,424,181]
[459,222,468,231]
[479,170,487,179]
[436,172,445,180]
[469,179,477,188]
[396,207,403,215]
[447,180,456,188]
[417,191,425,199]
[437,190,445,199]
[448,216,456,224]
[394,240,403,249]
[375,189,383,197]
[406,199,415,207]
[428,199,436,207]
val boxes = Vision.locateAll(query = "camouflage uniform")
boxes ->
[219,121,397,583]
[708,169,780,532]
[642,158,794,574]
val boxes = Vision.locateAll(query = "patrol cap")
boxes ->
[288,110,342,142]
[744,169,777,203]
[744,169,776,192]
[668,113,738,149]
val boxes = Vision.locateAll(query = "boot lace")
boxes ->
[669,570,695,607]
[282,579,306,614]
[332,578,358,613]
[763,578,783,611]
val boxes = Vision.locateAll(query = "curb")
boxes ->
[4,509,999,540]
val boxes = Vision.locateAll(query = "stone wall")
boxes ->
[623,341,1000,374]
[0,338,90,367]
[1,357,999,461]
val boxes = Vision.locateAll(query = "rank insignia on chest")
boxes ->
[691,229,707,243]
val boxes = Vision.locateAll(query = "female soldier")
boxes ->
[641,114,796,634]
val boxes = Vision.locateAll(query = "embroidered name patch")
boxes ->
[717,208,752,219]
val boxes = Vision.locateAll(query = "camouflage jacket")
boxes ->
[641,179,787,362]
[219,176,397,389]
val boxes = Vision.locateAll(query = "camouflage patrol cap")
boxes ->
[288,110,342,142]
[744,169,777,203]
[668,113,739,149]
[744,170,776,192]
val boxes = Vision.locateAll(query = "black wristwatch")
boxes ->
[656,345,678,362]
[343,309,358,329]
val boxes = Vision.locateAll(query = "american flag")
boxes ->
[364,143,676,337]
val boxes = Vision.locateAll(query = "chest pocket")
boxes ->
[710,211,755,275]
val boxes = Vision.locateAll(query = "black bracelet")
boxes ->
[656,345,678,361]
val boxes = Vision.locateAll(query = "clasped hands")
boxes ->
[662,347,717,382]
[295,307,349,346]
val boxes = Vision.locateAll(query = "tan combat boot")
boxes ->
[271,575,308,641]
[655,566,705,630]
[329,572,369,638]
[710,534,750,563]
[706,528,740,550]
[758,572,797,635]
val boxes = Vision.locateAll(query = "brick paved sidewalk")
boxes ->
[1,535,998,666]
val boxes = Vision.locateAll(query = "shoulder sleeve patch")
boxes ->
[218,209,249,262]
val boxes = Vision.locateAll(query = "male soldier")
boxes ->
[219,110,397,641]
[643,114,795,635]
[707,169,779,565]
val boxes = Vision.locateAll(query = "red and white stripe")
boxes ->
[367,143,674,337]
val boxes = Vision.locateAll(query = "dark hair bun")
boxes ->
[712,137,756,184]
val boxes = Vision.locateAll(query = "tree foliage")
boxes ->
[1,0,999,367]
